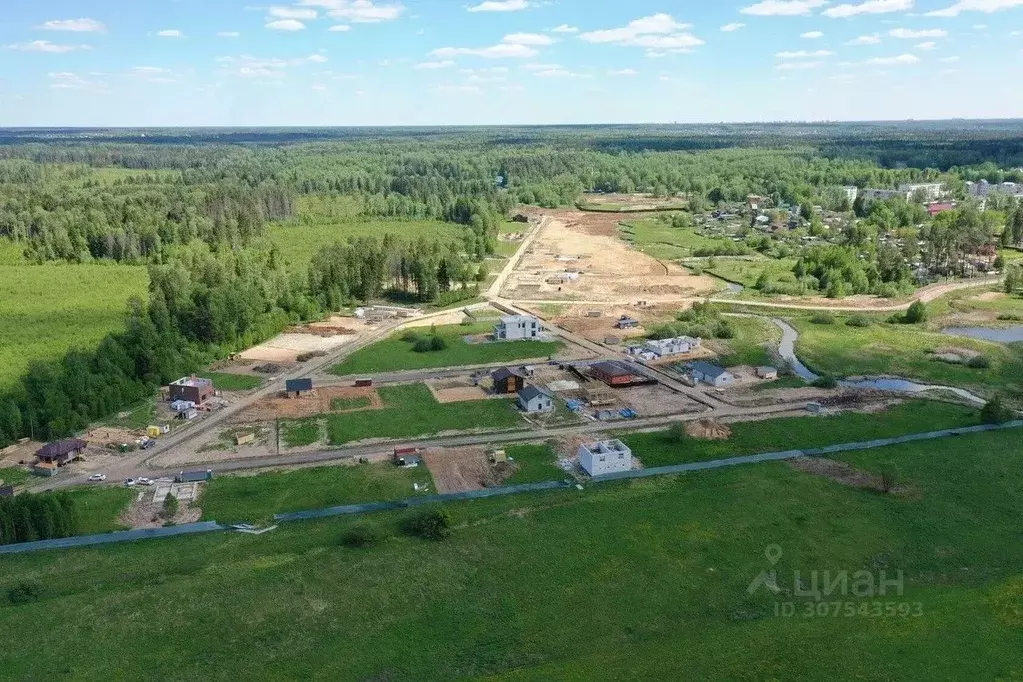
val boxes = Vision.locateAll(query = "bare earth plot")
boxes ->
[502,211,718,304]
[235,386,383,422]
[422,446,517,493]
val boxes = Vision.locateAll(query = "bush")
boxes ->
[401,330,423,343]
[7,580,42,605]
[981,395,1016,424]
[846,315,873,328]
[811,313,835,325]
[162,493,179,520]
[904,300,928,324]
[666,422,689,443]
[402,507,452,541]
[341,522,381,548]
[997,314,1022,321]
[713,321,735,339]
[967,355,991,369]
[429,335,448,351]
[812,374,839,389]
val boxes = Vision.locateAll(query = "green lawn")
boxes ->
[100,401,158,430]
[282,419,322,447]
[202,372,263,392]
[325,383,523,445]
[0,262,148,389]
[64,487,134,534]
[706,257,801,290]
[331,322,562,376]
[200,462,434,524]
[502,444,566,484]
[3,428,1023,678]
[621,400,980,468]
[0,467,29,486]
[330,396,372,411]
[793,315,1023,396]
[619,218,725,260]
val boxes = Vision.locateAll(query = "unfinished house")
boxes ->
[491,367,526,395]
[629,336,701,362]
[578,440,633,477]
[494,315,543,341]
[33,438,87,476]
[168,376,215,405]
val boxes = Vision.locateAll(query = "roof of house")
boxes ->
[491,367,523,381]
[690,361,731,379]
[170,376,213,388]
[518,385,552,402]
[591,361,632,378]
[500,315,535,325]
[36,438,87,458]
[285,378,314,392]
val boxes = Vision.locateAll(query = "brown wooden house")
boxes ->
[491,367,525,395]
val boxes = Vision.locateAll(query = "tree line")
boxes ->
[0,491,79,545]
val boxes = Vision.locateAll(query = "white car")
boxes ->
[137,477,155,486]
[123,478,136,487]
[88,473,107,482]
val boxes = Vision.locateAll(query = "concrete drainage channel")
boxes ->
[3,420,1021,555]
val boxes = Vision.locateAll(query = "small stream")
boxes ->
[767,318,987,405]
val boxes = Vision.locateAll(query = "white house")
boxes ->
[517,386,554,413]
[898,182,944,202]
[494,315,543,341]
[688,361,735,388]
[644,336,701,358]
[578,440,633,477]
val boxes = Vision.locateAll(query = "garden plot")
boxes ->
[236,386,383,422]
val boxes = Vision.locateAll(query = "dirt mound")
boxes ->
[687,419,732,440]
[789,457,908,495]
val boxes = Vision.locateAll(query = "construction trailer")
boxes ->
[176,470,214,483]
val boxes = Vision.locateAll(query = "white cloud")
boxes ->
[889,28,947,38]
[973,23,989,28]
[847,33,882,44]
[740,1,828,17]
[37,18,106,33]
[579,14,703,51]
[801,30,824,38]
[503,33,554,46]
[157,30,184,38]
[521,62,563,71]
[329,25,352,31]
[467,0,528,11]
[307,54,329,63]
[216,55,289,79]
[6,40,90,53]
[926,0,1023,17]
[269,6,318,19]
[533,68,583,77]
[217,31,241,38]
[866,53,920,64]
[48,71,107,91]
[551,24,579,33]
[299,0,405,23]
[608,68,639,75]
[776,49,834,57]
[824,0,913,18]
[130,66,170,75]
[776,60,825,69]
[266,19,307,31]
[414,60,455,69]
[311,84,327,91]
[939,55,960,61]
[915,40,937,49]
[720,23,746,31]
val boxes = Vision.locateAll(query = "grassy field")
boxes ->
[330,322,562,376]
[705,257,801,290]
[619,218,724,260]
[325,383,523,445]
[0,263,148,389]
[0,467,29,486]
[620,400,980,468]
[502,444,566,484]
[3,426,1023,678]
[201,461,434,524]
[64,487,134,534]
[495,220,528,257]
[709,316,782,367]
[282,419,322,447]
[793,315,1023,395]
[202,372,263,392]
[0,241,25,265]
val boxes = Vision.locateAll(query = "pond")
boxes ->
[942,326,1023,344]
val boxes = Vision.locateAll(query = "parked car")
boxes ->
[141,439,156,450]
[137,477,155,486]
[88,473,107,482]
[123,478,136,487]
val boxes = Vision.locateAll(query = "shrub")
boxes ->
[967,355,991,369]
[904,300,928,324]
[846,315,873,328]
[713,321,735,339]
[401,330,423,344]
[7,580,42,605]
[981,395,1016,425]
[812,374,839,389]
[811,313,835,325]
[880,470,896,494]
[341,522,381,549]
[429,335,448,351]
[162,493,179,520]
[666,422,689,443]
[403,507,452,541]
[997,314,1022,321]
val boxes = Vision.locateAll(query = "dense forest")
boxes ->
[0,123,1021,446]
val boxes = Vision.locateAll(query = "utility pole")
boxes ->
[275,415,280,456]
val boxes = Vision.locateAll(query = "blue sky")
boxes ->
[2,0,1023,126]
